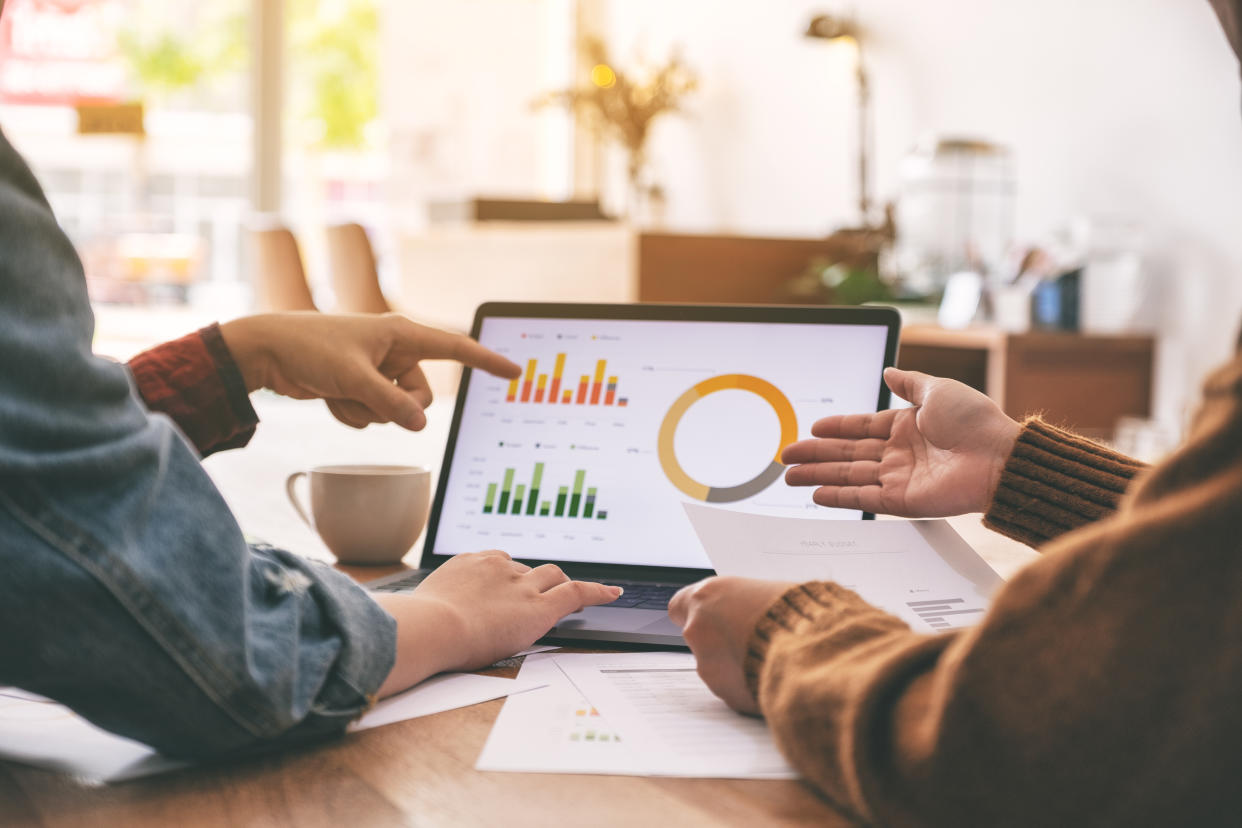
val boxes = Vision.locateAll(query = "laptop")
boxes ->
[367,302,901,646]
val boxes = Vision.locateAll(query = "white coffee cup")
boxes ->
[285,465,432,565]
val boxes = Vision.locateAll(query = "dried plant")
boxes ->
[537,37,697,198]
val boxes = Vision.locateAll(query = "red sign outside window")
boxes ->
[0,0,127,105]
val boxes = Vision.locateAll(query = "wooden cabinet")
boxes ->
[899,325,1155,438]
[394,225,1154,438]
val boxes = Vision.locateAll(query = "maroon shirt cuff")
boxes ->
[128,323,259,457]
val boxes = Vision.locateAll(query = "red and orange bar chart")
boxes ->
[506,353,628,407]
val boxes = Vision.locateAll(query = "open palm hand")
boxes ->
[782,368,1020,517]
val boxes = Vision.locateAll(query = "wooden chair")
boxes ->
[325,222,391,314]
[248,222,317,311]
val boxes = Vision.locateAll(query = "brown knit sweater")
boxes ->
[745,352,1242,826]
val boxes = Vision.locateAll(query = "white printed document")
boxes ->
[555,652,797,779]
[475,653,646,776]
[0,672,541,784]
[347,672,544,732]
[684,504,1004,632]
[477,652,796,779]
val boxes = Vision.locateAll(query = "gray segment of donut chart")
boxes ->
[705,460,786,503]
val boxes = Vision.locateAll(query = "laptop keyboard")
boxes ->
[369,571,679,611]
[596,581,680,611]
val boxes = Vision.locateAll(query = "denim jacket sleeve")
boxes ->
[0,130,396,760]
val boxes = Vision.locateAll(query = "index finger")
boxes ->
[390,316,521,379]
[543,580,623,617]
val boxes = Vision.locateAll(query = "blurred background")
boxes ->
[2,0,1241,457]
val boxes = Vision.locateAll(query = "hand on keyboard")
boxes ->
[597,581,678,611]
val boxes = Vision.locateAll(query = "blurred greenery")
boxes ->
[119,32,206,93]
[784,257,894,305]
[117,1,247,101]
[289,0,379,148]
[118,0,378,149]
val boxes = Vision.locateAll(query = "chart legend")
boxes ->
[506,354,628,407]
[482,463,609,519]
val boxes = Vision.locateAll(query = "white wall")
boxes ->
[604,0,1242,428]
[380,0,1242,429]
[379,0,573,226]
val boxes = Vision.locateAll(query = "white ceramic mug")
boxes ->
[285,465,431,565]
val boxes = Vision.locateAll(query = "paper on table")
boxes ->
[684,503,1004,632]
[0,672,541,784]
[0,691,188,783]
[348,672,544,731]
[555,652,797,780]
[475,653,646,776]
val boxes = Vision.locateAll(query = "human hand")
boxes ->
[220,312,520,431]
[781,367,1020,517]
[668,576,795,715]
[384,551,621,687]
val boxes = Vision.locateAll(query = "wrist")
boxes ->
[372,593,471,697]
[983,417,1021,510]
[219,315,274,393]
[411,594,474,673]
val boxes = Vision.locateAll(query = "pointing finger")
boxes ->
[389,316,521,379]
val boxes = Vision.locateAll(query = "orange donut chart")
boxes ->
[657,374,798,503]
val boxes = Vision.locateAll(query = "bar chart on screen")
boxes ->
[480,462,610,520]
[505,353,629,407]
[438,314,893,567]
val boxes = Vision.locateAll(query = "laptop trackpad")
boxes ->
[555,607,670,634]
[636,614,682,636]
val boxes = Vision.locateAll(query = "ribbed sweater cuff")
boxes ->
[744,582,880,701]
[983,418,1146,548]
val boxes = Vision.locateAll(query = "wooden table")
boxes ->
[0,346,1048,827]
[0,557,851,828]
[0,650,850,828]
[0,397,858,827]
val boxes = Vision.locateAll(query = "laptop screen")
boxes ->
[426,305,898,572]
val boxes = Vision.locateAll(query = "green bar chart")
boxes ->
[525,462,544,516]
[568,470,585,517]
[483,463,608,520]
[495,469,515,514]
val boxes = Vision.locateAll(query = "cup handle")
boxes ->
[285,472,313,528]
